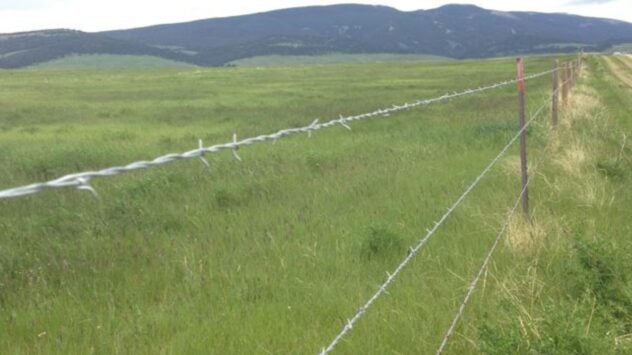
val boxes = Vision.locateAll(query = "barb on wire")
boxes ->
[231,133,242,162]
[76,177,99,198]
[198,139,211,168]
[0,68,557,200]
[308,119,319,138]
[319,91,553,355]
[338,115,352,131]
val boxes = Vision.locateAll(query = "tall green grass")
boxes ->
[455,56,632,354]
[0,56,629,353]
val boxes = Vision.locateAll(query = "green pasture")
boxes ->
[227,53,452,67]
[31,54,195,69]
[0,56,630,354]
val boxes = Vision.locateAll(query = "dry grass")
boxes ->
[552,139,588,176]
[559,89,601,128]
[501,156,521,177]
[553,79,618,209]
[575,176,614,208]
[505,64,606,254]
[603,56,632,88]
[501,146,554,178]
[618,55,632,71]
[505,214,548,255]
[489,260,546,345]
[616,334,632,347]
[475,56,632,354]
[551,81,602,176]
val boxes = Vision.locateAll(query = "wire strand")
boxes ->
[434,79,571,354]
[318,85,555,355]
[435,181,529,355]
[0,70,556,200]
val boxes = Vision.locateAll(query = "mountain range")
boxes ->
[2,4,632,68]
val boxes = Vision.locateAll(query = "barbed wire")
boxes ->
[0,69,556,200]
[434,78,572,355]
[435,181,529,355]
[318,85,556,355]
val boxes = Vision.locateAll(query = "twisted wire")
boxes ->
[435,181,529,355]
[0,69,555,200]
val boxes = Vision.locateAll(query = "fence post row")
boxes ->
[517,56,581,219]
[436,55,583,354]
[568,62,573,90]
[567,63,572,94]
[0,52,587,354]
[577,53,582,76]
[516,58,530,219]
[324,56,582,354]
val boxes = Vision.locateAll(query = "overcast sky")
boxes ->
[1,0,629,33]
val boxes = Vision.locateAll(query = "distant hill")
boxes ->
[32,54,196,69]
[227,53,452,67]
[0,29,194,68]
[2,4,632,68]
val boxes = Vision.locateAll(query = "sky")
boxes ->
[0,0,629,34]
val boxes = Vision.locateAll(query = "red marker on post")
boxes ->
[517,58,526,94]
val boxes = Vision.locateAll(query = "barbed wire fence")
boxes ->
[434,75,574,355]
[0,70,555,200]
[318,69,578,354]
[0,56,584,354]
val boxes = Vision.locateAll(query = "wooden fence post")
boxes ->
[552,60,559,127]
[516,58,529,219]
[566,60,573,89]
[578,52,582,75]
[561,63,569,105]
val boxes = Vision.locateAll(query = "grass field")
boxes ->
[608,43,632,54]
[0,56,630,354]
[228,53,452,67]
[32,54,196,69]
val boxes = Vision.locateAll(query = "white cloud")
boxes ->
[0,0,56,11]
[568,0,617,4]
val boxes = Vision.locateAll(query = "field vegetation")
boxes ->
[227,53,452,67]
[609,43,632,53]
[32,55,195,69]
[0,55,630,353]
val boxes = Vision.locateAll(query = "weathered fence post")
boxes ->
[578,52,582,75]
[552,60,559,127]
[516,58,529,219]
[565,63,570,93]
[561,63,569,105]
[566,60,573,89]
